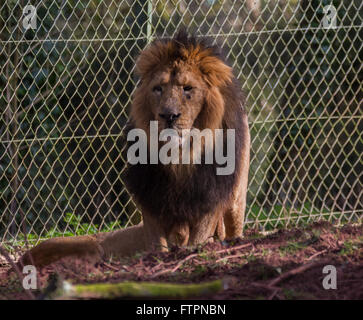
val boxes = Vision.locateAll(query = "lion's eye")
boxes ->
[183,86,193,92]
[153,85,162,93]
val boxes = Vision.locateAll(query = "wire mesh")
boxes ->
[0,0,362,243]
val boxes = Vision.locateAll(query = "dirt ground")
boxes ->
[0,221,362,300]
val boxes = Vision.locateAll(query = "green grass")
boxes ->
[6,202,358,248]
[10,212,123,247]
[247,203,333,231]
[339,240,360,256]
[279,241,307,256]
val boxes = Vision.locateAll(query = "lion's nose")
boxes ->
[159,111,181,125]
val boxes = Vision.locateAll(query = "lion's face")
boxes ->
[130,33,235,141]
[147,65,207,132]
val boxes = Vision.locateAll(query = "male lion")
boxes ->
[18,31,250,268]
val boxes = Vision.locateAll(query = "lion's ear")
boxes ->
[199,55,233,88]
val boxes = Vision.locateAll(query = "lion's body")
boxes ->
[18,32,250,268]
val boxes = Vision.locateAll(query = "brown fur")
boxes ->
[17,31,250,268]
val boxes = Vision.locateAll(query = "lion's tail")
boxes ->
[17,224,146,268]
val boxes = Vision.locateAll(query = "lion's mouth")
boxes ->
[159,126,196,147]
[162,132,185,147]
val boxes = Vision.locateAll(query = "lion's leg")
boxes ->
[223,189,245,239]
[142,211,168,252]
[188,211,221,246]
[167,222,190,246]
[223,115,250,239]
[215,215,226,241]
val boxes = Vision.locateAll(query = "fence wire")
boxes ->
[0,0,362,243]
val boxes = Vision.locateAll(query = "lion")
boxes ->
[18,31,250,268]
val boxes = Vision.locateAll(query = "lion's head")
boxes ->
[130,31,236,135]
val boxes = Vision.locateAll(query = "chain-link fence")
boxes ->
[0,0,362,244]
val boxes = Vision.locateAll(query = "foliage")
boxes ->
[0,0,361,240]
[15,212,123,245]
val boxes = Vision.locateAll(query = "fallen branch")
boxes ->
[101,262,120,272]
[250,282,283,300]
[307,249,327,261]
[149,253,199,278]
[268,288,281,300]
[215,243,253,255]
[251,282,281,291]
[149,242,253,278]
[216,253,247,263]
[269,262,322,287]
[53,278,226,299]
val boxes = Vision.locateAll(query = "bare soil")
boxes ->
[1,221,362,300]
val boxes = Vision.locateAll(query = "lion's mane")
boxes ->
[123,31,248,227]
